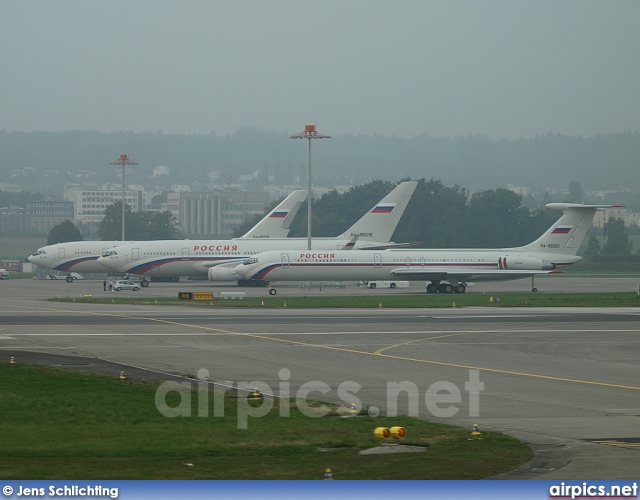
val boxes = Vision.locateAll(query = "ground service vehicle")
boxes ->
[358,280,409,289]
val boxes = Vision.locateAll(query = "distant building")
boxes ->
[25,201,75,234]
[592,207,639,228]
[65,188,149,223]
[177,191,269,238]
[0,201,74,235]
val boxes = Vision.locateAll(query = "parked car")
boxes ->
[0,269,9,280]
[114,280,140,291]
[48,272,83,282]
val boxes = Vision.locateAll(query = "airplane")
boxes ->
[234,203,621,294]
[96,181,418,286]
[26,189,307,282]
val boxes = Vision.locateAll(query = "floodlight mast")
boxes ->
[108,154,139,241]
[289,125,331,250]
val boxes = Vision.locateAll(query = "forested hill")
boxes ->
[0,129,638,191]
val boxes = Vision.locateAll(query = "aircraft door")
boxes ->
[58,247,65,259]
[374,253,382,268]
[132,248,139,261]
[182,247,189,260]
[281,253,290,269]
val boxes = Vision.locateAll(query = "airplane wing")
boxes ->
[357,241,424,250]
[191,258,247,274]
[390,267,562,282]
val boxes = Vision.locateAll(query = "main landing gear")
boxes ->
[425,281,466,294]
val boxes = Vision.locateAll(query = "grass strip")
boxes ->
[0,363,530,479]
[49,291,640,308]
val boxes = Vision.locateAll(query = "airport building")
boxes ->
[167,191,269,238]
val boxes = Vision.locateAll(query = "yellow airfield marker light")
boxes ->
[119,371,126,380]
[10,356,16,365]
[374,426,406,445]
[324,467,333,480]
[389,426,406,440]
[249,387,263,399]
[472,423,481,436]
[348,403,358,415]
[374,427,390,440]
[378,302,382,308]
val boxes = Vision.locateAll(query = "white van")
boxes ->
[0,269,9,280]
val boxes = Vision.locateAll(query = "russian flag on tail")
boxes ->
[551,226,572,234]
[371,203,395,214]
[269,211,288,218]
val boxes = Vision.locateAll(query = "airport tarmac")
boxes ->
[1,277,640,479]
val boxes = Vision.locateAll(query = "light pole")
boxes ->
[109,154,139,241]
[289,125,331,250]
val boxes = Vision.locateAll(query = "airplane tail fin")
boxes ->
[336,181,417,242]
[240,190,307,238]
[517,203,625,255]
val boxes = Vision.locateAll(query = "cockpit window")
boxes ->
[242,257,258,265]
[31,249,46,256]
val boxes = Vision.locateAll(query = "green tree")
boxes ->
[146,211,183,239]
[97,203,132,240]
[47,220,83,245]
[97,203,182,241]
[392,178,468,247]
[583,234,601,258]
[602,217,632,256]
[464,188,529,247]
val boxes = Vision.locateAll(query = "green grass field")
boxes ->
[0,363,530,479]
[50,291,640,308]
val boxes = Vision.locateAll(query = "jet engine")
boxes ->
[500,256,555,270]
[208,266,239,282]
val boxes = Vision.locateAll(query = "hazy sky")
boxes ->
[2,1,639,140]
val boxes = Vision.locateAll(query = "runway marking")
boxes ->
[5,304,640,392]
[590,439,640,449]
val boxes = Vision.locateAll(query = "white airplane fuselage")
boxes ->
[97,237,406,280]
[235,203,621,293]
[236,247,573,283]
[27,241,128,274]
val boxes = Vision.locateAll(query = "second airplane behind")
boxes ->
[97,181,418,286]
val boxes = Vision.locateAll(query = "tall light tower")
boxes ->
[109,154,139,241]
[290,125,331,250]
